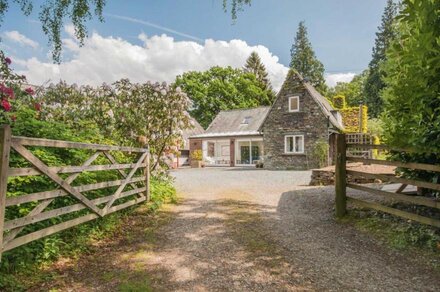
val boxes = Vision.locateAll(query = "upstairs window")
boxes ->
[289,96,300,112]
[285,135,304,154]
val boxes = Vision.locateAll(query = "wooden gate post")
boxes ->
[145,148,150,201]
[0,125,11,261]
[335,133,347,218]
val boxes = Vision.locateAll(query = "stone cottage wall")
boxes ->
[262,71,330,170]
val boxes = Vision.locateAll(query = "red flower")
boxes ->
[4,87,14,99]
[34,102,41,111]
[1,99,11,111]
[11,115,16,122]
[0,84,15,99]
[25,87,35,95]
[5,57,11,65]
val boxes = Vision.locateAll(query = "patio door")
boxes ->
[240,145,250,164]
[236,139,263,166]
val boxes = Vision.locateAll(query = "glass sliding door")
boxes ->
[235,139,264,166]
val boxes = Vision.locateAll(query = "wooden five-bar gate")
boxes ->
[335,133,440,228]
[0,125,150,260]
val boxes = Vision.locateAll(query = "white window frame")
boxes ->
[288,96,300,112]
[284,135,304,154]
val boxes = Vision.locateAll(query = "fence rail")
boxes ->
[0,125,150,260]
[334,133,440,228]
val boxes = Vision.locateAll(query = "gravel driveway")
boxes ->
[155,167,439,291]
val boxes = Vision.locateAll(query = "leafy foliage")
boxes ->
[175,66,276,128]
[332,95,346,110]
[40,80,192,172]
[0,51,181,290]
[290,21,326,93]
[382,0,440,153]
[243,51,273,92]
[0,0,105,62]
[381,0,440,196]
[0,52,37,125]
[190,149,203,161]
[222,0,251,21]
[340,105,368,134]
[364,0,397,118]
[328,70,369,107]
[310,139,329,168]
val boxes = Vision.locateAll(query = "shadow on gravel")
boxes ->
[274,186,440,291]
[39,187,440,291]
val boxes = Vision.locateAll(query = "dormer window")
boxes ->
[241,116,252,124]
[289,96,300,112]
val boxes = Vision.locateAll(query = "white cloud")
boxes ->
[3,31,39,49]
[325,72,356,87]
[17,30,290,91]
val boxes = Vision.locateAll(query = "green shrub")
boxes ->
[190,149,203,161]
[332,95,346,109]
[0,178,176,291]
[310,139,329,168]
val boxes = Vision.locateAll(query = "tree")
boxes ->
[175,66,276,128]
[328,70,369,107]
[290,21,326,93]
[381,0,440,189]
[222,0,251,21]
[0,0,106,62]
[41,80,192,172]
[382,0,440,152]
[244,51,273,91]
[364,0,397,118]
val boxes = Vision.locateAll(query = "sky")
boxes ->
[0,0,387,91]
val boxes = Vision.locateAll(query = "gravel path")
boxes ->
[40,167,440,291]
[160,167,440,291]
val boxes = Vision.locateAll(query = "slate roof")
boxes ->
[181,117,205,149]
[190,107,270,138]
[303,81,344,131]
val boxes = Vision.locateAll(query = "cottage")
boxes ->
[189,69,344,169]
[261,70,344,169]
[189,107,269,166]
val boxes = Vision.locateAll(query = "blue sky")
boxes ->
[0,0,387,89]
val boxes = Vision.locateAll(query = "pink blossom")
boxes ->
[0,84,15,99]
[5,57,11,65]
[34,102,41,111]
[4,87,14,99]
[25,87,35,95]
[1,99,11,111]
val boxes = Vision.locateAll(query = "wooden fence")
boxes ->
[0,125,150,260]
[335,133,440,228]
[345,133,374,159]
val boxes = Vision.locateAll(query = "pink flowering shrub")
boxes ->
[0,51,39,124]
[40,80,192,173]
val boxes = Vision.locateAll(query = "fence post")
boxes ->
[145,148,150,201]
[0,125,11,261]
[335,133,347,218]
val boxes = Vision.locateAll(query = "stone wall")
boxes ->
[262,70,330,170]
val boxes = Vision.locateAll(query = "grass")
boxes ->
[0,179,178,291]
[342,209,440,269]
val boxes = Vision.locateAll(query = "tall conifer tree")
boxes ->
[290,21,326,92]
[364,0,397,117]
[244,51,272,91]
